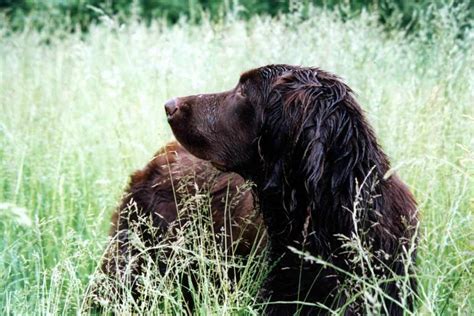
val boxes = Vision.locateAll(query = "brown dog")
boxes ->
[91,141,264,309]
[166,65,418,315]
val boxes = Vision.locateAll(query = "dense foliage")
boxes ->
[1,0,472,34]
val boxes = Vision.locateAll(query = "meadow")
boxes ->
[0,5,473,315]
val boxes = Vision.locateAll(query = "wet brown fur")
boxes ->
[167,65,418,315]
[94,141,264,308]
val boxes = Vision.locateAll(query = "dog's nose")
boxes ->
[164,99,178,117]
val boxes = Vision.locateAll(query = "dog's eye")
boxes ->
[236,86,246,97]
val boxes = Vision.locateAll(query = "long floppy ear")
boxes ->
[265,68,362,206]
[256,71,293,190]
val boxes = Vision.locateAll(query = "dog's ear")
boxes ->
[305,86,355,192]
[275,70,355,203]
[258,72,292,162]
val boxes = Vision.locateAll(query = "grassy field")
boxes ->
[0,5,473,315]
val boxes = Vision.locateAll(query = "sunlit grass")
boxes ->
[0,5,472,314]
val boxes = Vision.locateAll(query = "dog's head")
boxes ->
[166,65,298,172]
[165,64,374,187]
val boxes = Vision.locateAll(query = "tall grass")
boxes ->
[84,177,268,315]
[0,5,472,314]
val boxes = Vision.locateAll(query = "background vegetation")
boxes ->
[0,1,473,314]
[1,0,473,34]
